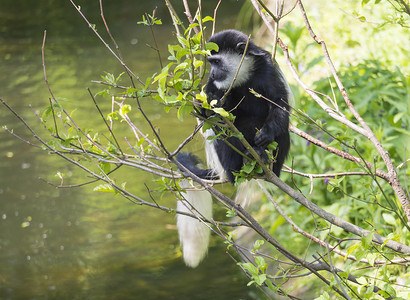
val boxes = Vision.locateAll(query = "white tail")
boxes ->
[235,179,262,208]
[177,127,256,267]
[177,180,213,268]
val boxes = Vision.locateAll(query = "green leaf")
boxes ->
[314,292,330,300]
[267,141,278,151]
[177,102,193,121]
[202,16,214,23]
[213,107,229,117]
[209,99,218,106]
[253,240,264,251]
[120,104,131,116]
[242,160,257,174]
[345,244,360,259]
[95,89,109,96]
[254,256,267,272]
[164,94,178,104]
[107,111,118,121]
[246,280,255,287]
[174,62,188,72]
[355,247,366,261]
[226,208,236,217]
[253,274,266,286]
[205,42,219,52]
[185,22,200,34]
[356,276,368,286]
[99,162,111,174]
[93,183,115,193]
[126,88,139,97]
[239,260,268,286]
[382,213,396,226]
[382,284,397,298]
[265,279,276,291]
[327,183,334,192]
[366,253,377,266]
[176,35,188,47]
[41,106,52,119]
[195,90,207,103]
[55,97,71,102]
[193,59,203,69]
[393,111,408,124]
[240,262,259,276]
[362,232,374,249]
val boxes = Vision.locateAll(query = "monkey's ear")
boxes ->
[236,42,265,56]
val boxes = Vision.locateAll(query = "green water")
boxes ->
[0,0,268,299]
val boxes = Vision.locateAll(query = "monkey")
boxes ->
[176,29,292,268]
[178,29,291,182]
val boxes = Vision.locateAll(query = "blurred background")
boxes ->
[2,0,409,299]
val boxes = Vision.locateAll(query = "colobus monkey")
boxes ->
[176,29,291,267]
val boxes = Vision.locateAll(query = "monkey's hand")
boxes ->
[244,147,269,164]
[254,129,274,148]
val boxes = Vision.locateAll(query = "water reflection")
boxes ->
[0,0,268,299]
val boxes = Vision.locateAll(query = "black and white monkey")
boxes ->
[176,29,292,267]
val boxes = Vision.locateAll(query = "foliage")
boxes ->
[256,2,410,296]
[276,0,410,84]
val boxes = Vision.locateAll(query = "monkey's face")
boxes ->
[207,51,254,90]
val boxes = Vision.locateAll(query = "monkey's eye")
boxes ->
[208,57,221,65]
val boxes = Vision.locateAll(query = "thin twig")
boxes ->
[171,123,203,157]
[69,0,144,85]
[297,0,410,220]
[289,125,390,181]
[99,0,123,59]
[183,0,199,34]
[218,35,252,106]
[164,0,185,36]
[146,8,164,69]
[87,88,123,155]
[211,0,222,36]
[2,126,41,148]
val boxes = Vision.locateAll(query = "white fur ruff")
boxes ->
[212,52,254,90]
[203,129,226,180]
[177,180,213,268]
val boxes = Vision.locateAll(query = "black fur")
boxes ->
[178,29,290,183]
[176,152,217,180]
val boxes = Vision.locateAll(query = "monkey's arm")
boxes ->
[254,105,289,147]
[176,152,219,180]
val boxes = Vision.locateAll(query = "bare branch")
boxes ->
[211,0,222,36]
[296,0,410,220]
[289,125,390,181]
[183,0,199,34]
[69,0,144,85]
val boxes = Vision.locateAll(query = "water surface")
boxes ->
[0,0,267,299]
